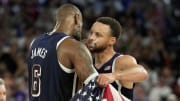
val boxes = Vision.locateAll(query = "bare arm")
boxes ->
[71,41,97,82]
[57,38,97,83]
[114,55,148,82]
[97,55,148,88]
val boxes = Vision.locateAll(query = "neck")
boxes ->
[94,47,115,66]
[50,22,72,35]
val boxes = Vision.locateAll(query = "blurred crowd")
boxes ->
[0,0,179,101]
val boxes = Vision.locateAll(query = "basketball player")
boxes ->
[86,17,148,100]
[0,78,6,101]
[27,4,110,101]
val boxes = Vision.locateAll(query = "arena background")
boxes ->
[0,0,179,101]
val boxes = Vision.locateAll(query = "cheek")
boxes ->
[96,40,107,46]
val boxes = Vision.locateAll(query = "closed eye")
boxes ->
[95,32,102,37]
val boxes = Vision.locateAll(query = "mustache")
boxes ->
[88,40,96,46]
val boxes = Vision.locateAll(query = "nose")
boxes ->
[88,33,95,41]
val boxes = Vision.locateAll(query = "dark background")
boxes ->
[0,0,179,101]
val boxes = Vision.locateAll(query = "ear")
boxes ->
[109,37,116,46]
[74,13,80,25]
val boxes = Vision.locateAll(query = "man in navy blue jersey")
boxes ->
[27,4,110,101]
[86,17,149,100]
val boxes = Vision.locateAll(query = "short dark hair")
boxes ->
[96,17,122,39]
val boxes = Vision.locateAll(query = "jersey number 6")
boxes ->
[32,64,41,97]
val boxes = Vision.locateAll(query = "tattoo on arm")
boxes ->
[72,43,96,82]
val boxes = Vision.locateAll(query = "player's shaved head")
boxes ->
[56,4,82,22]
[52,4,83,40]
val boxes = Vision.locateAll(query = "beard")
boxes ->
[88,42,107,53]
[72,25,82,41]
[72,34,81,41]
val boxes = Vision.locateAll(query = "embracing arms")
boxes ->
[97,55,148,87]
[113,55,148,82]
[57,38,97,82]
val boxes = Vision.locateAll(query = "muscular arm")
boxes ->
[96,55,148,88]
[114,55,148,82]
[71,41,97,82]
[57,38,97,83]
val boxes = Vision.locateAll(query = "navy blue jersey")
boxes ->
[93,53,120,90]
[93,53,133,100]
[27,32,76,101]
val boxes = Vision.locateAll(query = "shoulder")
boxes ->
[57,38,90,56]
[66,38,88,52]
[116,55,137,64]
[114,55,138,70]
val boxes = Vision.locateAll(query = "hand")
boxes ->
[96,73,116,88]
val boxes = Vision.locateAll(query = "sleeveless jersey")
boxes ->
[93,53,133,100]
[94,53,120,89]
[27,32,77,101]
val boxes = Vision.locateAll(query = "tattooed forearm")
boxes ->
[73,43,96,82]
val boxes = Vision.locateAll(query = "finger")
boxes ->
[96,75,107,87]
[96,75,102,86]
[96,75,102,84]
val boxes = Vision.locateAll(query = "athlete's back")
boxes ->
[28,33,75,101]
